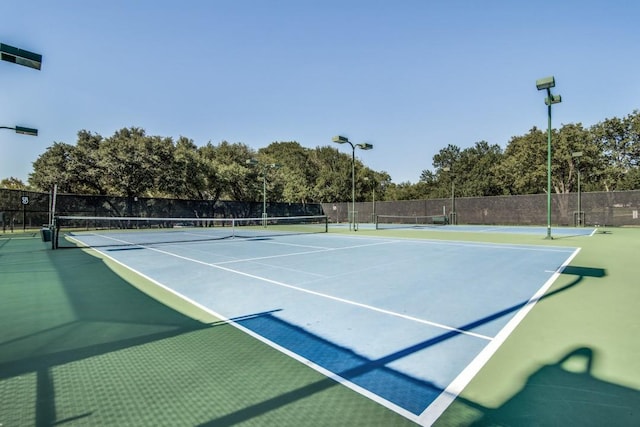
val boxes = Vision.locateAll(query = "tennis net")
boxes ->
[375,214,449,230]
[53,215,328,249]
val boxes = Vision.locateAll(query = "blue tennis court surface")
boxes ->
[340,222,596,237]
[69,232,580,425]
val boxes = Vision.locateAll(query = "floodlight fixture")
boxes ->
[332,135,349,144]
[1,125,38,136]
[356,143,373,150]
[0,43,42,70]
[536,76,555,91]
[545,94,562,105]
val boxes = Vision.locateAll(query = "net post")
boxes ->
[51,216,58,250]
[448,212,457,225]
[349,210,358,231]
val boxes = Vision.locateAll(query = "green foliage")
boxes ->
[495,127,548,195]
[29,142,77,193]
[17,110,640,204]
[589,111,640,191]
[0,177,28,189]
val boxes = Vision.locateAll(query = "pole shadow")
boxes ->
[199,264,610,425]
[458,347,639,427]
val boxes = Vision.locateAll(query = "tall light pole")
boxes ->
[442,167,456,224]
[246,159,280,225]
[572,151,583,226]
[363,177,376,222]
[332,135,373,231]
[536,76,562,239]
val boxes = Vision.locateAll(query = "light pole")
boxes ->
[572,151,583,226]
[363,177,376,222]
[246,159,280,225]
[536,76,562,239]
[442,167,456,224]
[332,135,373,231]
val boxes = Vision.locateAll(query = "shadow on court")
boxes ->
[3,236,635,426]
[0,238,414,426]
[201,264,613,424]
[0,239,211,426]
[434,264,640,426]
[448,347,640,427]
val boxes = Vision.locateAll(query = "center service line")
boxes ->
[91,233,492,341]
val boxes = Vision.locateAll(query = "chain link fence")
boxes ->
[322,190,640,227]
[2,188,638,233]
[0,189,323,232]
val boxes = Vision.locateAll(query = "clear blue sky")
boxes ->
[1,0,638,184]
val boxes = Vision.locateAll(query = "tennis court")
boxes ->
[61,222,582,425]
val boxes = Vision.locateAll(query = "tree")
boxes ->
[259,142,315,204]
[167,137,208,199]
[199,141,256,202]
[384,181,433,201]
[496,127,548,195]
[98,127,161,200]
[432,144,462,171]
[71,130,109,195]
[362,170,392,202]
[310,146,352,203]
[548,123,600,195]
[590,110,640,191]
[0,177,28,189]
[22,108,640,208]
[29,142,76,192]
[455,141,504,197]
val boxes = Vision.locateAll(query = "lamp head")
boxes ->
[332,135,349,144]
[536,76,556,90]
[0,43,42,70]
[246,158,258,165]
[356,143,373,150]
[544,94,562,105]
[15,126,38,136]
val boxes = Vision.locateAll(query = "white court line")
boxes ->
[69,231,580,425]
[215,239,397,265]
[71,233,422,423]
[260,240,333,250]
[417,247,582,426]
[80,232,492,341]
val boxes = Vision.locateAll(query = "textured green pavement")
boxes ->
[0,233,414,426]
[434,227,640,426]
[1,227,638,426]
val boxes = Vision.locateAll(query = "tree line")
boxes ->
[1,110,638,203]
